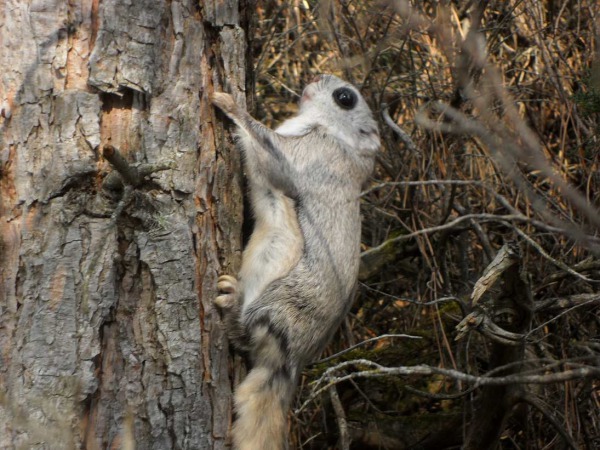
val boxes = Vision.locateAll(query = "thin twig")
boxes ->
[316,334,422,364]
[527,298,600,339]
[388,213,526,243]
[381,103,419,154]
[361,179,481,197]
[329,386,351,450]
[510,225,599,283]
[361,180,600,247]
[518,393,579,450]
[358,284,464,308]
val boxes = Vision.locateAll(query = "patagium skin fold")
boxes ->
[212,74,380,450]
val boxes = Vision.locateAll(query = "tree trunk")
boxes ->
[0,1,247,448]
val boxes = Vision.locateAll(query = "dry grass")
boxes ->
[252,1,600,449]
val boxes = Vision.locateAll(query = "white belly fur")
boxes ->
[238,186,303,312]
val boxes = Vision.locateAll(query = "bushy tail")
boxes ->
[232,365,295,450]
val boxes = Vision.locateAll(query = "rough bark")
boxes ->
[0,0,246,448]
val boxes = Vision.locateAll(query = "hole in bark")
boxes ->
[100,90,134,114]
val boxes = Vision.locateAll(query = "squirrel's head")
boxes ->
[276,74,380,154]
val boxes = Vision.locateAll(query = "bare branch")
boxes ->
[388,213,525,242]
[103,145,141,187]
[361,179,481,197]
[381,103,419,154]
[296,361,600,414]
[527,297,600,339]
[456,312,525,345]
[470,243,520,305]
[511,225,599,283]
[316,334,422,365]
[329,386,351,450]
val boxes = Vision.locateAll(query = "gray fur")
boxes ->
[212,74,379,450]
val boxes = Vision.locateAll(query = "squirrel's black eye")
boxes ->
[333,87,357,110]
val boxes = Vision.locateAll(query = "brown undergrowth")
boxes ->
[252,1,599,449]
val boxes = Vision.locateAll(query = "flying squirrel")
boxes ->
[211,74,380,450]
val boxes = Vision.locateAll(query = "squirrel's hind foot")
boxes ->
[215,274,239,309]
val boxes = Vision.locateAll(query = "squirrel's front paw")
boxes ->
[211,92,237,116]
[215,274,239,309]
